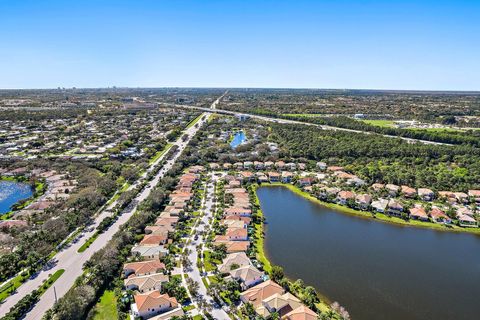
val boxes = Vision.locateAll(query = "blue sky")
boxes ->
[0,0,479,90]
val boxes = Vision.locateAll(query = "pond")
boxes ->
[257,186,480,320]
[230,131,247,149]
[0,180,34,214]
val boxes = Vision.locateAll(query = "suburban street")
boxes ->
[0,95,219,318]
[181,173,230,319]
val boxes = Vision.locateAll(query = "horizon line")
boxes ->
[1,86,479,94]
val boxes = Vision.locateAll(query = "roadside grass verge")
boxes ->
[37,269,65,296]
[78,232,100,253]
[148,143,173,165]
[282,113,325,117]
[0,273,28,302]
[186,114,203,129]
[360,119,395,127]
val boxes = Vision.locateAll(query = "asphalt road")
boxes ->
[182,174,230,319]
[166,103,451,146]
[0,99,217,319]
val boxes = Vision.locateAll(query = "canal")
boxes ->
[257,186,480,320]
[0,180,34,214]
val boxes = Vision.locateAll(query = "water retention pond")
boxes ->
[257,186,480,320]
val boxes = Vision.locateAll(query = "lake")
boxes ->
[257,186,480,320]
[230,131,246,148]
[0,180,34,214]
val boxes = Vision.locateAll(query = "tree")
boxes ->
[270,265,284,282]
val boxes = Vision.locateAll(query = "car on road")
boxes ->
[194,235,199,240]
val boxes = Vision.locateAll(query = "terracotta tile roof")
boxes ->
[240,280,285,307]
[282,305,318,320]
[134,291,178,313]
[140,234,168,246]
[124,260,165,276]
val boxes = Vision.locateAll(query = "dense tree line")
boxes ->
[288,115,480,147]
[270,123,480,191]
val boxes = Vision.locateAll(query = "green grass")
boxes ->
[203,251,220,272]
[148,143,173,165]
[78,232,100,253]
[0,273,28,302]
[186,114,203,129]
[193,315,204,320]
[90,290,118,320]
[360,119,396,127]
[201,277,209,288]
[183,304,196,312]
[37,269,65,296]
[408,127,462,133]
[283,113,325,117]
[250,185,271,273]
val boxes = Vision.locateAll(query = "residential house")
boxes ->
[254,161,265,170]
[454,192,469,204]
[260,292,303,318]
[282,305,318,320]
[418,188,435,201]
[130,291,178,319]
[298,177,314,187]
[387,199,404,216]
[218,252,252,274]
[371,198,388,213]
[385,184,400,197]
[336,190,355,205]
[275,161,286,170]
[123,260,165,278]
[264,161,274,169]
[228,265,265,289]
[268,171,281,183]
[355,194,372,210]
[240,280,285,308]
[401,185,417,199]
[429,207,452,224]
[468,190,480,204]
[371,183,385,192]
[225,207,252,217]
[457,213,478,227]
[140,234,168,246]
[285,163,297,171]
[409,206,429,221]
[131,245,168,260]
[281,171,294,183]
[124,273,169,293]
[316,162,327,171]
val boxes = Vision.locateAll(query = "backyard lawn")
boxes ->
[91,290,118,320]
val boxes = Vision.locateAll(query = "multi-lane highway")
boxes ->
[165,103,451,146]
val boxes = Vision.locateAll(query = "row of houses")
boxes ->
[212,176,319,320]
[121,172,201,320]
[207,162,480,228]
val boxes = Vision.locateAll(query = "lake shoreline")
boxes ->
[255,184,480,320]
[250,184,335,315]
[0,177,44,219]
[260,182,480,236]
